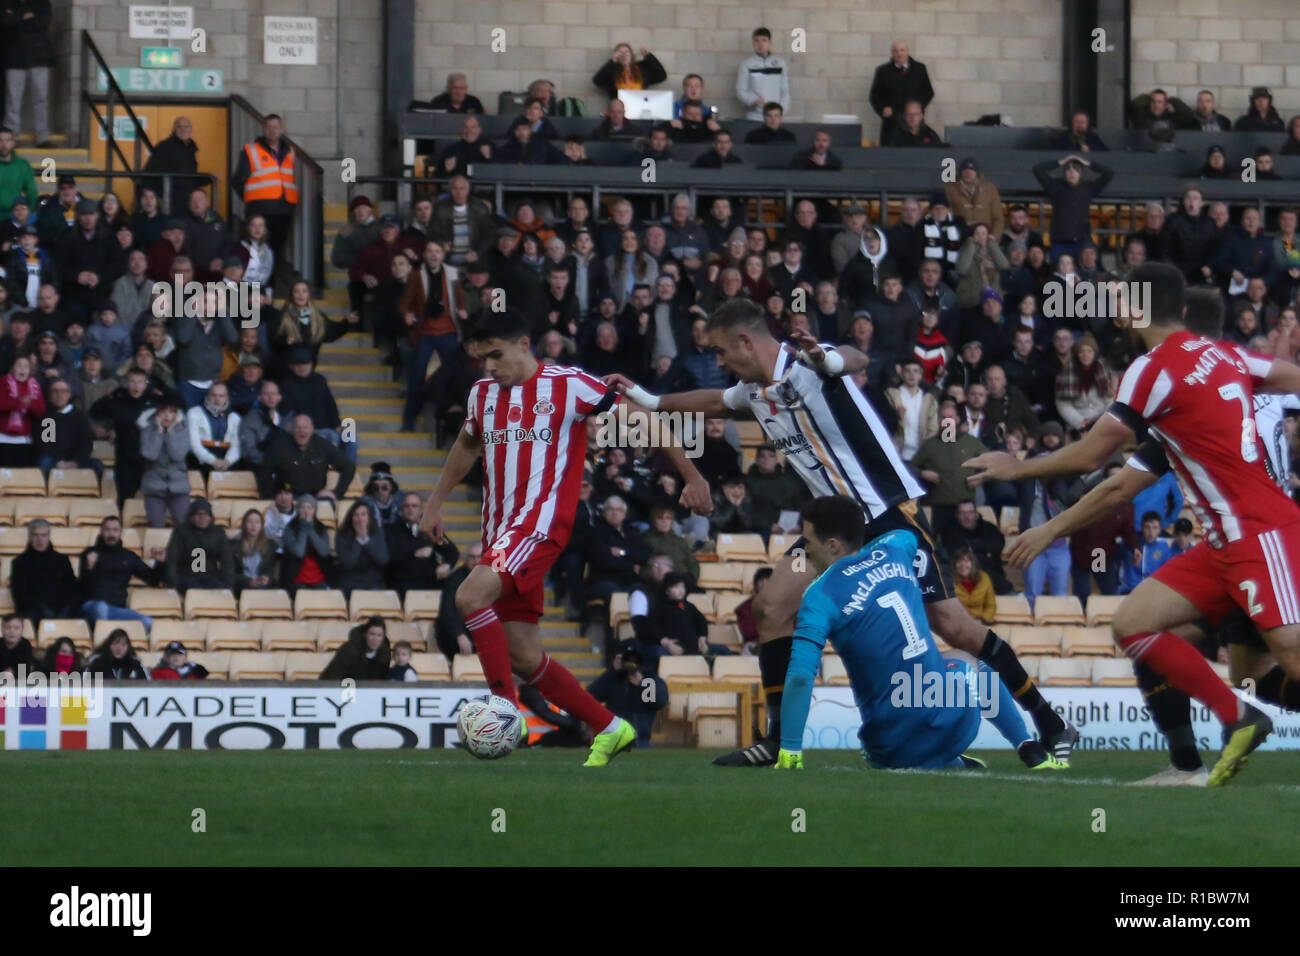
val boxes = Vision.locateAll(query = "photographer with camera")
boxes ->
[587,640,668,747]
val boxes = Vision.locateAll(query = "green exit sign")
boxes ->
[141,47,183,68]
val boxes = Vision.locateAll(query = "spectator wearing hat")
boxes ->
[54,197,126,323]
[358,461,402,526]
[186,380,241,477]
[280,493,334,594]
[226,352,265,416]
[1235,87,1284,132]
[78,347,116,414]
[1031,154,1114,263]
[151,640,209,679]
[58,315,88,368]
[588,640,668,745]
[11,518,77,624]
[140,117,202,215]
[1,195,31,252]
[710,473,766,536]
[278,348,352,457]
[333,194,379,320]
[85,300,131,368]
[830,205,870,277]
[165,498,235,592]
[34,375,94,477]
[920,192,964,283]
[35,174,82,245]
[960,288,1016,365]
[139,398,191,528]
[947,338,987,394]
[838,225,894,311]
[348,213,423,310]
[945,158,1004,239]
[0,128,39,213]
[3,223,53,310]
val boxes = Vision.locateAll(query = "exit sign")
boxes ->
[141,47,183,68]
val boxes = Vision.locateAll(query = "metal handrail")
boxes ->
[79,31,154,176]
[228,95,325,292]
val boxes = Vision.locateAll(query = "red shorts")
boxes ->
[484,530,564,624]
[1151,520,1300,631]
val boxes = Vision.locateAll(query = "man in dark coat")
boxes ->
[385,492,460,596]
[89,367,159,504]
[263,413,355,499]
[164,498,236,592]
[79,516,166,625]
[870,41,934,144]
[11,519,78,623]
[320,617,392,680]
[141,116,203,213]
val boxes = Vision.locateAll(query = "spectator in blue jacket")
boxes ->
[1121,511,1176,593]
[1214,207,1273,289]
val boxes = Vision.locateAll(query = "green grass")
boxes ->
[8,748,1300,866]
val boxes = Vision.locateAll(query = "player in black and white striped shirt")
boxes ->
[607,298,1074,768]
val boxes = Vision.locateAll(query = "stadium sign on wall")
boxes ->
[264,16,318,65]
[128,5,194,40]
[95,66,224,95]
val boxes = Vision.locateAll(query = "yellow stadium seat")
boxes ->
[295,589,348,620]
[0,497,13,526]
[0,467,46,495]
[149,619,208,652]
[1085,595,1123,627]
[184,588,238,619]
[239,589,294,620]
[92,440,114,466]
[188,651,230,679]
[143,528,173,555]
[0,587,13,613]
[210,499,235,529]
[227,651,285,680]
[697,563,744,592]
[713,592,748,624]
[999,507,1020,535]
[609,591,631,626]
[403,589,441,622]
[283,651,332,680]
[451,654,485,681]
[1037,657,1094,686]
[207,470,260,500]
[50,527,93,552]
[687,592,715,620]
[1006,625,1063,656]
[92,618,147,650]
[14,497,68,525]
[129,588,183,619]
[715,533,768,562]
[205,621,264,651]
[1033,595,1085,626]
[977,505,997,527]
[188,471,205,496]
[711,656,761,682]
[708,623,742,649]
[99,474,117,503]
[120,528,144,558]
[315,499,338,529]
[316,621,354,651]
[1019,655,1041,680]
[1061,626,1115,657]
[47,468,100,497]
[349,589,402,620]
[993,594,1034,625]
[1092,657,1137,687]
[68,498,119,527]
[0,556,10,586]
[121,498,151,528]
[735,420,764,448]
[0,528,26,556]
[261,621,319,652]
[386,620,430,652]
[657,656,711,680]
[409,652,451,680]
[767,534,797,560]
[740,563,771,591]
[37,618,91,650]
[821,654,850,685]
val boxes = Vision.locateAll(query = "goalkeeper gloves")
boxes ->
[775,748,804,770]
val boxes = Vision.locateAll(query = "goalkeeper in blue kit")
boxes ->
[775,495,1065,770]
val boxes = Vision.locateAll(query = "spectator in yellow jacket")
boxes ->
[952,546,997,624]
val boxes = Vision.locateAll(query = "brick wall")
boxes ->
[413,0,1064,136]
[1130,0,1300,121]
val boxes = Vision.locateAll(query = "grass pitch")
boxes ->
[8,748,1300,866]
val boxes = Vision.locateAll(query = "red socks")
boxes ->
[1119,631,1239,724]
[464,608,517,705]
[526,653,615,731]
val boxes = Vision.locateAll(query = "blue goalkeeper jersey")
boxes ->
[783,529,979,767]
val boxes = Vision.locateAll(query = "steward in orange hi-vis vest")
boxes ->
[242,141,298,204]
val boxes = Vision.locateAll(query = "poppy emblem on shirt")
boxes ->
[507,406,523,423]
[533,400,554,415]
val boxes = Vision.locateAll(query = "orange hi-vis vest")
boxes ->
[243,141,298,204]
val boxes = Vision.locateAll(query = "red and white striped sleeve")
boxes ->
[463,381,484,438]
[1231,345,1274,389]
[570,368,619,417]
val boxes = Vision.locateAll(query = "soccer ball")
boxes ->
[456,694,525,759]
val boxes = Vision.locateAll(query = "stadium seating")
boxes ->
[711,656,761,683]
[68,498,119,527]
[1037,657,1094,686]
[316,621,355,651]
[1061,626,1115,657]
[227,652,285,680]
[1,468,47,495]
[129,588,183,619]
[1033,596,1086,626]
[38,618,91,651]
[767,534,796,560]
[1085,595,1124,627]
[184,589,239,619]
[121,499,150,528]
[349,589,402,620]
[190,652,230,679]
[15,497,68,525]
[386,620,430,652]
[608,591,631,627]
[687,592,715,620]
[239,589,294,620]
[283,652,330,680]
[206,621,264,652]
[0,527,29,556]
[715,533,768,562]
[0,588,13,614]
[403,589,441,622]
[295,590,348,620]
[410,652,451,680]
[1006,625,1063,656]
[657,656,711,681]
[261,621,320,652]
[1092,658,1138,687]
[451,654,486,681]
[713,592,748,624]
[93,618,147,649]
[697,563,745,591]
[48,469,100,497]
[820,655,850,686]
[150,619,208,652]
[993,595,1034,625]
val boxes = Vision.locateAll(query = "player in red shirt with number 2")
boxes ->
[420,311,713,767]
[966,263,1300,787]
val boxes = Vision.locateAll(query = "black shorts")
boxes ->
[784,501,953,604]
[1211,608,1269,652]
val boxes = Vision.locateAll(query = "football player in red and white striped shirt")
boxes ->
[420,311,712,766]
[967,262,1300,786]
